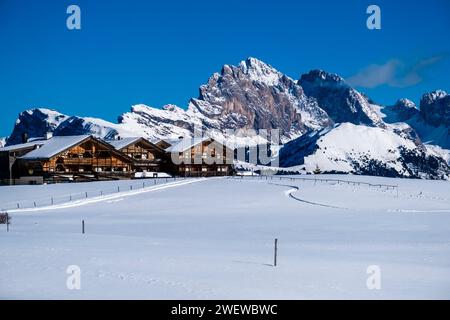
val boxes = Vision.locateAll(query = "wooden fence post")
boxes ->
[274,238,278,267]
[82,220,85,234]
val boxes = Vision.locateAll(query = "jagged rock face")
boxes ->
[188,58,332,140]
[116,58,333,144]
[420,90,450,127]
[6,109,68,145]
[381,91,450,149]
[299,70,384,127]
[387,99,420,122]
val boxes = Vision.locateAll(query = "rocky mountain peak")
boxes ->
[6,108,68,145]
[300,69,346,86]
[298,70,383,126]
[421,90,448,106]
[192,58,332,141]
[395,98,417,109]
[237,57,283,85]
[419,90,450,127]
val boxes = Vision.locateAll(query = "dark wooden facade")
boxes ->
[0,141,47,185]
[1,135,236,184]
[15,136,134,183]
[170,138,234,177]
[108,137,170,176]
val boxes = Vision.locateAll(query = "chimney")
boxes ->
[45,132,53,140]
[22,133,28,143]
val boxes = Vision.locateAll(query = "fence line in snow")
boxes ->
[0,177,188,212]
[233,175,399,192]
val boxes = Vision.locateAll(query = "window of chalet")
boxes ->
[83,151,93,158]
[98,151,111,158]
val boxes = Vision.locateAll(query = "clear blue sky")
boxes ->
[1,0,449,136]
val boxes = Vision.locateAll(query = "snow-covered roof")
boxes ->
[157,138,182,146]
[20,135,91,159]
[166,137,211,153]
[0,140,48,152]
[105,137,141,150]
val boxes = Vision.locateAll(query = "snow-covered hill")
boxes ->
[2,177,450,299]
[279,123,450,179]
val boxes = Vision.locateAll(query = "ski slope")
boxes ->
[1,175,450,299]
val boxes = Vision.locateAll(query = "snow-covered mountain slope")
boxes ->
[279,123,450,179]
[381,90,450,149]
[118,104,206,141]
[5,108,139,146]
[0,137,6,148]
[6,108,68,145]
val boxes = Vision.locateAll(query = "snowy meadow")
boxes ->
[1,175,450,299]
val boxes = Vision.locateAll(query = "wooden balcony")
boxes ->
[60,158,94,165]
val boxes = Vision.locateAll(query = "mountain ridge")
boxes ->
[3,57,450,179]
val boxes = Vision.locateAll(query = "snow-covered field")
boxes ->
[1,175,450,299]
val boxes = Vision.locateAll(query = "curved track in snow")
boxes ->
[269,183,348,210]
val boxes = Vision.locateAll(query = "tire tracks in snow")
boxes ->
[268,183,348,210]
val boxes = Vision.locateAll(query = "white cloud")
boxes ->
[347,54,447,89]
